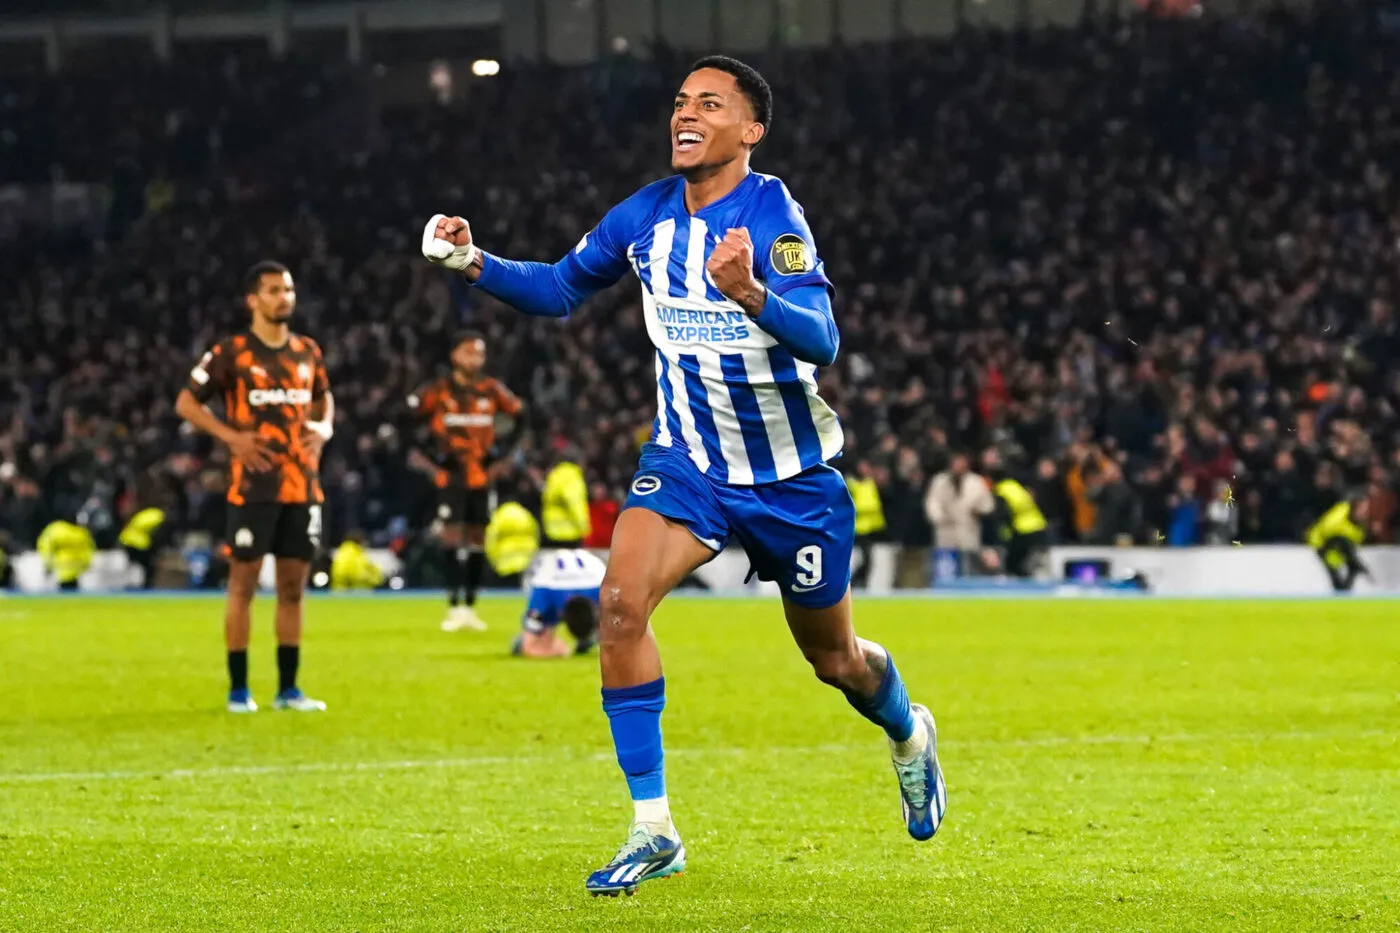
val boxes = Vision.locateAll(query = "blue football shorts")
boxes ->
[524,585,602,634]
[622,442,854,609]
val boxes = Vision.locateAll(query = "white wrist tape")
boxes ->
[421,213,478,271]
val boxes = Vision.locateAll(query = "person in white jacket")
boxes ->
[924,454,995,558]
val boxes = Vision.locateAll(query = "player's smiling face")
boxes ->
[671,68,763,175]
[248,271,296,324]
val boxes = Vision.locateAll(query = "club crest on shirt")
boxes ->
[770,233,813,275]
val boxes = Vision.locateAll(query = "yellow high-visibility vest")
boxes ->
[118,508,166,551]
[847,476,886,537]
[486,502,541,576]
[1306,502,1363,550]
[995,479,1048,536]
[541,462,590,545]
[330,540,384,590]
[37,521,96,584]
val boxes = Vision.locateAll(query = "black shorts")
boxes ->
[227,503,322,562]
[436,486,494,527]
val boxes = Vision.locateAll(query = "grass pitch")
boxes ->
[0,594,1396,932]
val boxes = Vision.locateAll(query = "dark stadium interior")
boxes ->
[4,4,1399,928]
[3,2,1399,578]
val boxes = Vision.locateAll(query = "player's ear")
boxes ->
[743,121,765,149]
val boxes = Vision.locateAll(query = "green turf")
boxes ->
[0,595,1396,932]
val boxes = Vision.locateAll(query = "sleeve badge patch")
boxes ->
[770,233,814,275]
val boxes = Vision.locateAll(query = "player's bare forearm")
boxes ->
[177,389,275,469]
[175,389,237,446]
[460,253,485,283]
[309,391,333,427]
[706,227,839,364]
[307,392,334,439]
[305,391,334,461]
[731,280,767,317]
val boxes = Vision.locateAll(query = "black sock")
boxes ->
[465,550,485,606]
[228,650,249,692]
[443,548,463,606]
[277,644,300,694]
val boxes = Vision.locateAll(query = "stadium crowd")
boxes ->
[4,5,1400,581]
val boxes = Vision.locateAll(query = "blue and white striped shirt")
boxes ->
[529,547,607,592]
[475,172,844,486]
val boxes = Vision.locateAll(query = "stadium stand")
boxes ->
[3,7,1400,579]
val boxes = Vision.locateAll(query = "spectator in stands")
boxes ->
[1089,461,1140,547]
[1202,479,1239,547]
[584,482,620,550]
[5,6,1400,567]
[884,446,933,589]
[1031,458,1071,544]
[924,453,992,568]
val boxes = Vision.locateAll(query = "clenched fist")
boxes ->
[706,227,767,315]
[421,213,482,277]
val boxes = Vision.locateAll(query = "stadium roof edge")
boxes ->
[0,0,501,69]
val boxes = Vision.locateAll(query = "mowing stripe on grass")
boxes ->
[0,728,1387,785]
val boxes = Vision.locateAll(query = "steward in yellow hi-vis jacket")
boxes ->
[541,459,590,546]
[330,534,384,590]
[486,501,541,581]
[38,520,96,591]
[1306,498,1369,592]
[846,464,886,587]
[993,477,1049,577]
[119,507,167,590]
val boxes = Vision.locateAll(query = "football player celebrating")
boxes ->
[421,56,944,896]
[176,261,332,713]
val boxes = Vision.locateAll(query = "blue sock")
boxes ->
[602,677,667,801]
[843,651,916,743]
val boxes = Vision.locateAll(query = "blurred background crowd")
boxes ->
[3,2,1399,585]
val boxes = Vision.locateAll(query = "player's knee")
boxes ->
[227,568,258,603]
[805,647,867,691]
[597,579,648,641]
[275,579,304,606]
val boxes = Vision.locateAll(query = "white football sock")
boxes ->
[891,717,929,764]
[633,797,674,834]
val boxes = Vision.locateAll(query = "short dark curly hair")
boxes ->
[690,55,772,138]
[242,260,290,296]
[452,329,485,351]
[562,595,599,643]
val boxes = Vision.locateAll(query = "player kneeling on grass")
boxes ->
[511,548,604,658]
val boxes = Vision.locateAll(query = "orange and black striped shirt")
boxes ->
[187,332,330,505]
[409,376,522,490]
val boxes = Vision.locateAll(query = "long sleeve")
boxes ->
[925,476,948,526]
[473,254,590,319]
[752,284,840,366]
[472,199,635,318]
[568,469,592,540]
